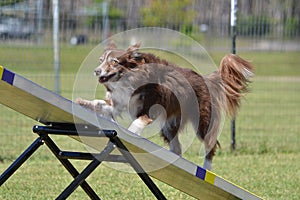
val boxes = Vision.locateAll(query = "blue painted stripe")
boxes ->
[195,166,206,180]
[1,68,15,85]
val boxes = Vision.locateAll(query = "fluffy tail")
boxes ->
[219,54,254,116]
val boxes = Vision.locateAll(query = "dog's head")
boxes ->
[94,42,144,83]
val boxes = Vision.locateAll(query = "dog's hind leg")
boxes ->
[203,143,217,170]
[161,117,182,155]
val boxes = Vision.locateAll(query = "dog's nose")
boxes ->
[94,69,101,76]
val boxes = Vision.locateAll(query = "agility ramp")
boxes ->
[0,66,261,200]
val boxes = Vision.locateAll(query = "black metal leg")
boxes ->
[56,141,116,200]
[0,137,44,186]
[113,137,167,200]
[1,125,166,200]
[41,134,101,200]
[231,118,236,150]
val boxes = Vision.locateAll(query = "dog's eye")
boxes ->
[99,58,104,63]
[111,58,119,65]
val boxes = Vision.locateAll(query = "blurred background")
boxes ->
[0,1,299,199]
[1,0,299,48]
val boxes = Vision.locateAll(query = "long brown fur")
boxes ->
[117,50,253,162]
[204,54,254,161]
[219,54,254,116]
[78,44,254,169]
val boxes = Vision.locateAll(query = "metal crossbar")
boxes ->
[0,125,166,200]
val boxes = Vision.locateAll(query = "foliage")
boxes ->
[86,0,125,29]
[87,0,124,18]
[284,17,300,37]
[141,0,196,30]
[237,15,271,36]
[0,0,24,7]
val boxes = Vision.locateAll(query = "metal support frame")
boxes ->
[0,124,166,200]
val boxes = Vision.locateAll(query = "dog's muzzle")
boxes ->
[94,69,101,76]
[94,69,112,83]
[98,73,117,83]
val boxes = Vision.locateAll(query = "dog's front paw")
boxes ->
[128,115,153,135]
[75,98,95,111]
[91,100,107,112]
[75,98,109,113]
[140,115,153,126]
[75,98,86,106]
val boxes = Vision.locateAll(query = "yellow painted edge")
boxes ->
[205,170,216,185]
[0,65,4,80]
[213,172,263,199]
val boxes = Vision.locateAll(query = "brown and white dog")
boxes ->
[76,42,254,170]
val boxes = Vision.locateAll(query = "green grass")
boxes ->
[0,45,93,73]
[0,45,300,199]
[1,45,299,76]
[210,51,300,76]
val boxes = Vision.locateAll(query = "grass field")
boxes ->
[0,45,299,199]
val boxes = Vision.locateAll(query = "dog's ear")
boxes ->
[105,40,117,51]
[132,51,143,61]
[126,42,141,52]
[129,51,145,65]
[118,51,145,69]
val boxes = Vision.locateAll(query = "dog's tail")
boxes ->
[218,54,254,116]
[202,54,253,154]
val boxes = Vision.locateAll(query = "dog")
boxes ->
[76,42,254,170]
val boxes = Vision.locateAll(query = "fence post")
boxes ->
[53,0,60,94]
[230,0,237,150]
[102,1,109,41]
[36,0,43,44]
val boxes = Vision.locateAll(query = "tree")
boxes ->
[0,0,25,7]
[141,0,196,30]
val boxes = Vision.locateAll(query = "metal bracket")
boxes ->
[0,124,166,200]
